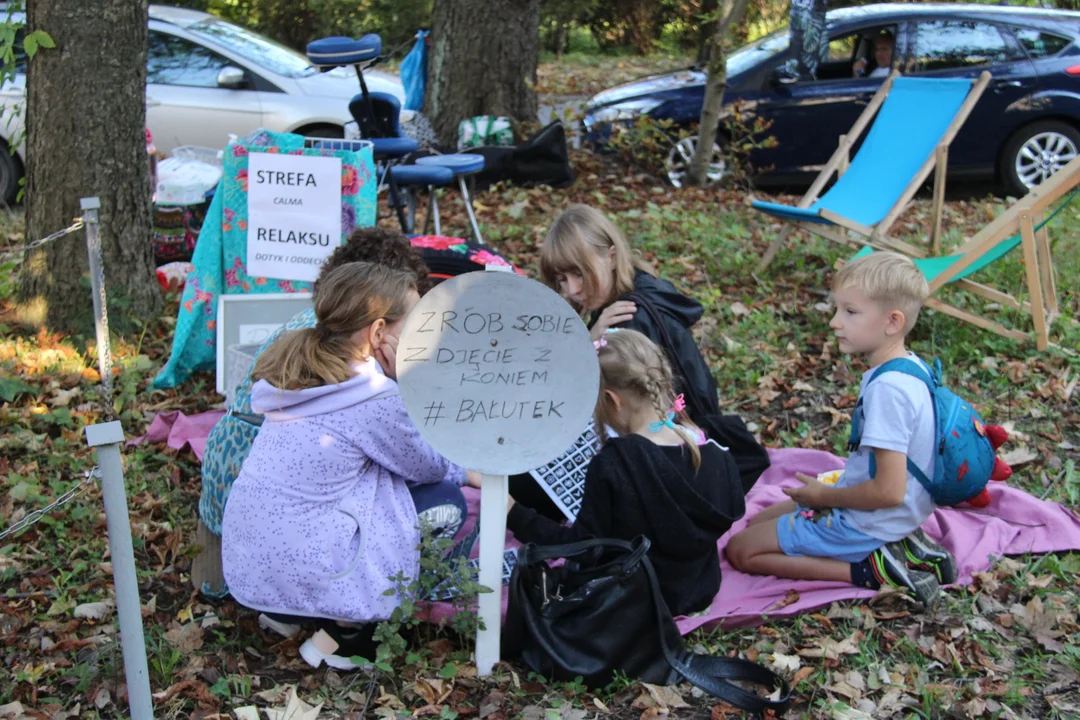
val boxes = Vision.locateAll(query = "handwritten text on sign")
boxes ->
[246,152,342,283]
[396,273,600,476]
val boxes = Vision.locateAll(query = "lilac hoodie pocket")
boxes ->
[328,504,367,581]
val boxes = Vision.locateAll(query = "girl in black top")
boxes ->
[507,330,745,617]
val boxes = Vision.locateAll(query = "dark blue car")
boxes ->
[582,3,1080,195]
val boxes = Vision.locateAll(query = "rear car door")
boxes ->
[146,29,266,154]
[904,18,1036,175]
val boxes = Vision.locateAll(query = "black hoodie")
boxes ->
[591,270,721,422]
[507,435,745,617]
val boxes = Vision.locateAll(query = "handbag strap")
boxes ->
[519,537,649,568]
[605,448,790,712]
[640,555,791,712]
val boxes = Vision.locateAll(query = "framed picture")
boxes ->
[215,292,313,395]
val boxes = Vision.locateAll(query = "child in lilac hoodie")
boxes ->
[221,261,474,669]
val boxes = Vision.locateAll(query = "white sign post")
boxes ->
[246,152,343,282]
[396,271,599,676]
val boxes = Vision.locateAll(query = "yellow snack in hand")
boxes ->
[816,470,843,486]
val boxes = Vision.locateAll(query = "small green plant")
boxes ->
[721,99,777,191]
[364,525,487,673]
[608,115,690,179]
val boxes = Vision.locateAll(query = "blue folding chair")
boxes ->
[754,71,991,272]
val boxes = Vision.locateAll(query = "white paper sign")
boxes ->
[396,272,600,476]
[246,152,342,282]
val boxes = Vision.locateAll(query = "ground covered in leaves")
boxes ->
[2,83,1080,720]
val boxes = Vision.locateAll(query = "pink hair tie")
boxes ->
[593,338,607,352]
[671,394,686,414]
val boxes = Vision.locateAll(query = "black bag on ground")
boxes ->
[503,537,790,714]
[472,121,574,190]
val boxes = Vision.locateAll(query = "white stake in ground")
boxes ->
[85,421,153,719]
[396,270,599,676]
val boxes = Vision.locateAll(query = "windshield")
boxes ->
[189,19,316,78]
[727,28,790,76]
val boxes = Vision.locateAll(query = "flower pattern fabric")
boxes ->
[153,129,376,389]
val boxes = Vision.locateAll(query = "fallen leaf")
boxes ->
[999,446,1038,467]
[164,622,204,652]
[769,652,801,674]
[0,702,25,718]
[633,684,689,711]
[93,688,111,709]
[48,386,80,407]
[233,708,260,720]
[766,589,801,612]
[265,687,323,720]
[798,632,862,659]
[74,602,112,621]
[830,705,873,720]
[792,667,815,685]
[414,678,452,707]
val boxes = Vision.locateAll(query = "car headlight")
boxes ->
[585,98,664,127]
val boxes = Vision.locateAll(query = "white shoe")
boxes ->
[298,629,373,671]
[258,613,301,639]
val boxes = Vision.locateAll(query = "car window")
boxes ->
[727,29,791,78]
[914,21,1024,72]
[1011,27,1071,59]
[827,34,857,63]
[148,30,235,88]
[189,19,316,79]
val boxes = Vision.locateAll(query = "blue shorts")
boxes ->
[776,509,884,564]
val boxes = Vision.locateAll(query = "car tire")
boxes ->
[1000,120,1080,197]
[665,134,726,188]
[0,142,24,206]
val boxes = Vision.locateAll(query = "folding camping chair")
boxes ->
[754,71,992,273]
[844,154,1080,351]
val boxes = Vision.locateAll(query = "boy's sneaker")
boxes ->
[869,542,941,608]
[258,613,302,640]
[901,528,958,585]
[299,622,376,672]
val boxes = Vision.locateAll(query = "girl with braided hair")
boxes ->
[507,330,745,616]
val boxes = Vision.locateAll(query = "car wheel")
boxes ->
[299,125,345,139]
[0,143,23,206]
[666,135,725,189]
[1001,121,1080,196]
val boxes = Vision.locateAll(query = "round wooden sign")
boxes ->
[396,271,600,476]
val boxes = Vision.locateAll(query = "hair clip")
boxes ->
[593,338,607,351]
[671,394,686,414]
[604,328,621,334]
[648,411,678,433]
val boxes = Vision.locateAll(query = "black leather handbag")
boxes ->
[503,537,790,714]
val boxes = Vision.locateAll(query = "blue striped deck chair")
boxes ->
[841,154,1080,351]
[755,71,991,273]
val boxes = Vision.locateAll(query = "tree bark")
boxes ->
[20,0,159,332]
[426,0,540,148]
[686,0,751,187]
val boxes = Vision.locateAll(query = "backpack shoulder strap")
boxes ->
[855,357,939,493]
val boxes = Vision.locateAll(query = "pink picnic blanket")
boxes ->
[427,448,1080,632]
[129,410,225,461]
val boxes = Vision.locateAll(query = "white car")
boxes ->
[0,4,408,203]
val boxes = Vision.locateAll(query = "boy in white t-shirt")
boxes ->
[727,251,956,607]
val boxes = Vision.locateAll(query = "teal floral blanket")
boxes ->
[153,130,376,389]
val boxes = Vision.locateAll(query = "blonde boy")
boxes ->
[726,252,955,605]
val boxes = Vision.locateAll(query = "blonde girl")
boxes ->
[507,330,745,617]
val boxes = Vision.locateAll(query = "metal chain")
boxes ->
[0,467,100,542]
[0,218,85,261]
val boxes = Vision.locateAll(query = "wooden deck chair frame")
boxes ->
[919,154,1080,352]
[755,70,993,274]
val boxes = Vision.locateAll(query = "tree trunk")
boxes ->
[20,0,159,333]
[554,23,568,60]
[426,0,540,148]
[686,0,751,187]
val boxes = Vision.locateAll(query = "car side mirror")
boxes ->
[217,66,247,89]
